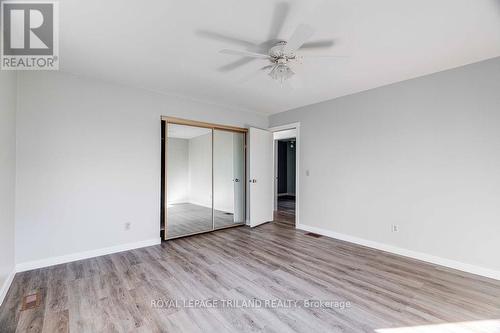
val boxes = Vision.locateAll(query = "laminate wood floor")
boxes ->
[276,196,296,226]
[1,221,500,333]
[277,196,295,215]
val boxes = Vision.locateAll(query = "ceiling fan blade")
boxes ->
[300,54,349,58]
[238,65,274,84]
[261,64,275,71]
[196,30,256,48]
[268,2,291,40]
[284,24,315,53]
[218,57,257,72]
[300,40,335,49]
[220,49,269,59]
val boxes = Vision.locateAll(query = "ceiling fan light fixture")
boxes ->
[268,63,294,83]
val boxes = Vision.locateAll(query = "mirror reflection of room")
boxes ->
[214,130,245,229]
[165,123,245,239]
[167,124,213,238]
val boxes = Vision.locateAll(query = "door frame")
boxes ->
[161,116,248,240]
[268,122,300,228]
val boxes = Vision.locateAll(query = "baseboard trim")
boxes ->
[16,238,161,272]
[297,223,500,281]
[0,268,16,307]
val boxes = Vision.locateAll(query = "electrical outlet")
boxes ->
[125,222,131,230]
[391,224,399,232]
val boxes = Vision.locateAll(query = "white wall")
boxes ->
[0,72,17,304]
[16,71,267,266]
[166,138,189,204]
[270,57,500,274]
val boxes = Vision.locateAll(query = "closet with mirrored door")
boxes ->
[160,117,246,240]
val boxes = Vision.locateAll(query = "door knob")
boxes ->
[249,179,257,183]
[234,178,240,182]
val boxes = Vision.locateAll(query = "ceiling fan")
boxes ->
[197,2,346,85]
[220,24,347,84]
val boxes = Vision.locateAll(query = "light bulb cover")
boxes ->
[268,64,295,83]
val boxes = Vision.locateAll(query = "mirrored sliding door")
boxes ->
[166,123,213,239]
[163,118,246,240]
[213,130,246,228]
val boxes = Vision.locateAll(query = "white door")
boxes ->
[249,127,274,227]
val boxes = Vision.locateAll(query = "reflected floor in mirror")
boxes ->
[167,203,242,239]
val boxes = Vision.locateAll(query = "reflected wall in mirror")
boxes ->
[213,130,246,229]
[166,124,213,239]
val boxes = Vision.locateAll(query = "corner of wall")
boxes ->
[0,71,19,306]
[0,269,16,306]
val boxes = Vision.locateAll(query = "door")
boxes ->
[165,123,213,239]
[249,127,274,227]
[162,117,248,240]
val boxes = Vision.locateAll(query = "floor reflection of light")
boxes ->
[376,320,500,333]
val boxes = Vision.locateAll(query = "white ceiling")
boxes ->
[60,0,500,115]
[167,124,211,139]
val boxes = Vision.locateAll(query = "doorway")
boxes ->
[276,138,296,225]
[271,125,299,227]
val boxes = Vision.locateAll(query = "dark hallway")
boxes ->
[275,139,296,226]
